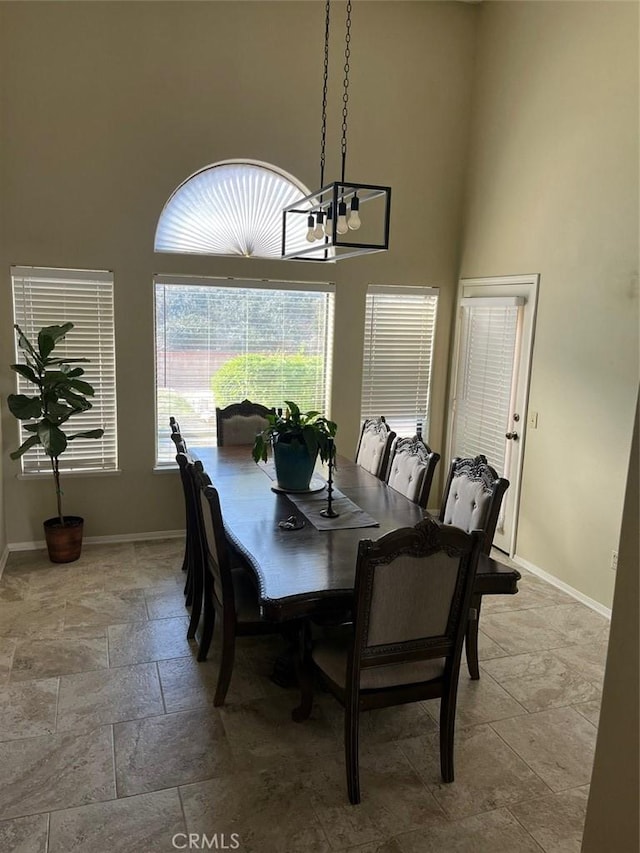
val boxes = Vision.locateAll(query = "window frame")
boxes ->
[360,284,439,440]
[153,275,335,468]
[10,265,119,476]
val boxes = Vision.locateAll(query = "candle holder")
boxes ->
[320,437,340,518]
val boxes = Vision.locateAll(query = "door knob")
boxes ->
[505,431,519,441]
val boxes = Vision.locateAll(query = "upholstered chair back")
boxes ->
[439,455,510,554]
[216,399,273,447]
[192,466,234,611]
[386,435,440,508]
[355,416,396,479]
[350,518,483,686]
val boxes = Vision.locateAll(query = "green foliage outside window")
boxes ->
[211,353,324,412]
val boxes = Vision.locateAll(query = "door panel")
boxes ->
[448,276,539,555]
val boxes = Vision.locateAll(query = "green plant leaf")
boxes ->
[59,389,92,410]
[47,401,76,417]
[67,429,104,441]
[9,434,41,459]
[37,421,67,457]
[7,394,42,420]
[10,363,39,385]
[252,434,269,463]
[43,370,70,386]
[302,425,319,455]
[14,325,40,364]
[68,378,96,396]
[38,323,73,359]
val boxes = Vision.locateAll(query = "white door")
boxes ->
[447,275,539,555]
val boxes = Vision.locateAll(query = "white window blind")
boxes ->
[154,277,335,465]
[452,300,523,474]
[360,285,439,437]
[11,266,118,474]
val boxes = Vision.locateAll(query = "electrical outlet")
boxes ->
[610,550,618,571]
[527,411,538,429]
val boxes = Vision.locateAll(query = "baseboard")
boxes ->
[7,529,185,553]
[512,554,612,620]
[0,546,9,582]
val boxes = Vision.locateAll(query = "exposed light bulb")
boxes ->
[336,199,349,235]
[313,211,325,240]
[305,213,316,242]
[324,204,333,237]
[348,194,361,230]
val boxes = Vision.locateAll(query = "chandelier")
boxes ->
[281,0,391,262]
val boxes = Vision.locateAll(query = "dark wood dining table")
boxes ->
[191,446,520,631]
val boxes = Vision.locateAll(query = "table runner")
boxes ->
[260,463,379,531]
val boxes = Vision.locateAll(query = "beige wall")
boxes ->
[1,1,637,614]
[460,1,639,607]
[0,2,476,543]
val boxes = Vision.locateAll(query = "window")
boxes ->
[154,159,325,260]
[360,285,439,437]
[154,277,334,465]
[11,266,118,474]
[451,298,524,474]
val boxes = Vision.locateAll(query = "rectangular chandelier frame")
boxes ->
[282,181,391,262]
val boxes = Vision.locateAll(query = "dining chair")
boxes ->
[438,454,510,679]
[355,416,396,479]
[191,463,280,705]
[386,435,440,509]
[215,399,274,447]
[170,419,189,576]
[175,452,204,636]
[293,516,483,804]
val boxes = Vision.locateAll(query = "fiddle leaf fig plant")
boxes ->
[8,323,104,525]
[252,400,337,464]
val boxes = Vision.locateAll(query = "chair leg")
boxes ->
[439,687,457,784]
[292,621,313,722]
[214,621,236,706]
[187,567,203,641]
[345,701,361,805]
[465,594,482,680]
[184,547,193,604]
[196,595,214,659]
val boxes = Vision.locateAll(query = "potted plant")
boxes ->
[7,323,104,563]
[252,400,337,492]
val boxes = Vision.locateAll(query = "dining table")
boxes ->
[190,446,521,647]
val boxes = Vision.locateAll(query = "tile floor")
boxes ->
[0,539,608,853]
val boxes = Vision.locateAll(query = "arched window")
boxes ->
[154,159,321,259]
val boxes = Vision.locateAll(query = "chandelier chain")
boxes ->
[320,0,331,188]
[340,0,352,183]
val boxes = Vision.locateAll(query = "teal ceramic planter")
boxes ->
[273,437,318,491]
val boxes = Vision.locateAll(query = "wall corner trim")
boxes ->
[513,555,612,619]
[0,547,9,583]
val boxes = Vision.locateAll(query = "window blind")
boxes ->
[11,266,118,473]
[452,301,523,474]
[360,285,439,437]
[154,277,335,465]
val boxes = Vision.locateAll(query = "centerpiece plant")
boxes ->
[7,322,104,562]
[252,400,337,492]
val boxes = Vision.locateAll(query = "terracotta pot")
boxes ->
[43,516,84,563]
